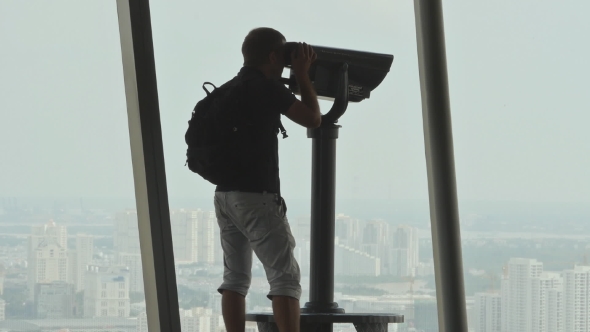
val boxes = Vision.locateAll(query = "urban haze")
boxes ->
[0,1,589,332]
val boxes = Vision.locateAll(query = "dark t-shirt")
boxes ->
[215,66,297,195]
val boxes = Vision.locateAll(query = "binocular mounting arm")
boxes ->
[321,63,349,126]
[280,63,350,127]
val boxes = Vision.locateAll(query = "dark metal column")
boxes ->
[414,0,468,331]
[299,65,350,332]
[304,124,344,316]
[117,1,181,331]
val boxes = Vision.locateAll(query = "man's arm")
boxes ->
[284,43,321,129]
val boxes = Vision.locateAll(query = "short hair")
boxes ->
[241,28,286,67]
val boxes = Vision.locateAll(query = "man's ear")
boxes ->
[269,51,279,64]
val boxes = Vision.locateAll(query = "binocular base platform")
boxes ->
[246,312,404,332]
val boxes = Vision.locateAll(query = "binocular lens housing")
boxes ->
[281,42,394,102]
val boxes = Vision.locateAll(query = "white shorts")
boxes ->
[214,191,301,300]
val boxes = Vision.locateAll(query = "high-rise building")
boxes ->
[211,313,224,332]
[361,219,388,258]
[29,220,67,250]
[466,297,478,332]
[137,311,149,332]
[172,209,216,264]
[294,239,310,278]
[500,261,566,332]
[114,210,141,255]
[387,225,419,277]
[0,298,5,321]
[27,220,68,300]
[213,223,223,265]
[563,265,590,332]
[546,286,564,332]
[334,238,380,276]
[34,241,68,282]
[0,266,4,296]
[531,271,562,332]
[291,215,310,242]
[209,291,222,314]
[197,210,216,264]
[29,240,69,301]
[118,253,144,293]
[474,292,501,332]
[122,209,217,265]
[84,265,130,318]
[34,281,75,319]
[114,211,143,295]
[157,307,214,332]
[500,276,510,332]
[335,214,362,249]
[0,298,6,322]
[68,234,94,292]
[503,258,543,332]
[180,307,213,332]
[170,209,198,263]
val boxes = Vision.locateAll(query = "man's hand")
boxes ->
[285,42,321,128]
[291,43,317,78]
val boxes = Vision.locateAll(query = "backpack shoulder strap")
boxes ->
[202,76,288,139]
[278,119,288,139]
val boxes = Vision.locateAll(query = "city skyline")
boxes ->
[474,258,590,332]
[2,205,590,331]
[0,209,430,332]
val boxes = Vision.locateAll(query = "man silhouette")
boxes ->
[213,27,321,332]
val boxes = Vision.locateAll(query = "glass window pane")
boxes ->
[444,1,590,332]
[151,1,433,331]
[0,1,150,331]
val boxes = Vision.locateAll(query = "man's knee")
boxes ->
[219,286,249,298]
[267,276,302,301]
[219,276,251,298]
[221,289,247,298]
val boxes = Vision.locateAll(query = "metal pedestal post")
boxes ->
[302,124,344,332]
[303,124,344,317]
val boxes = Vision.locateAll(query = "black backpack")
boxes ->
[185,77,288,186]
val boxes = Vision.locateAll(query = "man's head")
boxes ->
[242,27,287,79]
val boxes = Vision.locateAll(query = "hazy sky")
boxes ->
[1,0,589,205]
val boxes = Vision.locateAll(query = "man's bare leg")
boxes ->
[272,296,300,332]
[222,290,246,332]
